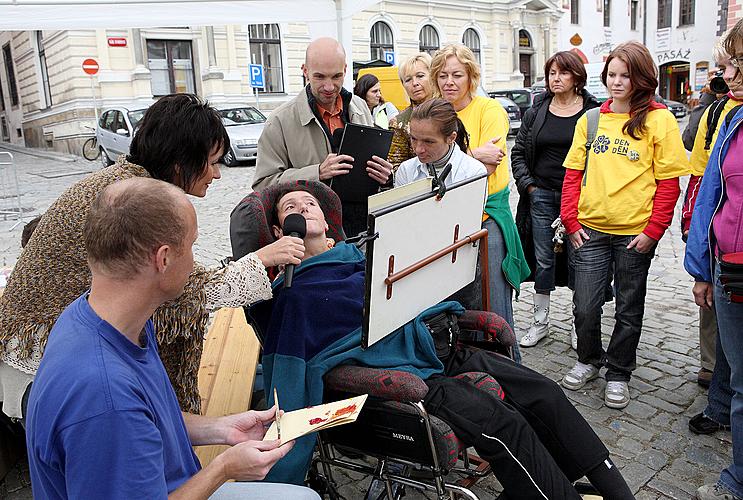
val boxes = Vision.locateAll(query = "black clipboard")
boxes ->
[331,123,393,202]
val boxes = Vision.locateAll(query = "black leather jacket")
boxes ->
[511,89,601,195]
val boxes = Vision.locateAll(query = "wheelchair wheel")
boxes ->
[82,137,100,161]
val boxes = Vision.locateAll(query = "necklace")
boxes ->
[551,94,580,109]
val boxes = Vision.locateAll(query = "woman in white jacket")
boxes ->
[395,98,486,188]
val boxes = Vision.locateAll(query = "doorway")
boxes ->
[520,54,532,87]
[659,62,690,103]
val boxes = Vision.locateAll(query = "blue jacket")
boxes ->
[685,105,743,282]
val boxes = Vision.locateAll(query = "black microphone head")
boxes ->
[282,213,307,238]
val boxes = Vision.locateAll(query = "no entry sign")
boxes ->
[82,58,99,75]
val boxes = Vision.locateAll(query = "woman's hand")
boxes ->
[255,236,305,267]
[568,228,590,249]
[367,155,394,184]
[627,233,657,254]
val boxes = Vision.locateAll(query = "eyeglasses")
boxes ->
[730,57,743,68]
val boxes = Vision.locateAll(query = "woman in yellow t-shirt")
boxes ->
[559,42,689,409]
[431,45,530,355]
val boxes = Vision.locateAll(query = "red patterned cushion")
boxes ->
[324,365,429,402]
[458,310,515,347]
[453,371,506,401]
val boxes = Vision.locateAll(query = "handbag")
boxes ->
[423,311,459,362]
[719,252,743,303]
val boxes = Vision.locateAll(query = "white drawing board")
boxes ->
[362,174,488,348]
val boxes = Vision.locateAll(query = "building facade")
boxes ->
[0,0,564,154]
[558,0,718,103]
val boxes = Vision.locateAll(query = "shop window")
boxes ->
[37,31,52,108]
[571,0,579,24]
[248,24,284,94]
[146,39,196,97]
[2,43,19,107]
[657,0,672,29]
[462,28,481,64]
[419,25,439,55]
[370,21,393,61]
[680,0,695,26]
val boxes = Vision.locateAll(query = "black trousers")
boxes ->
[423,348,609,500]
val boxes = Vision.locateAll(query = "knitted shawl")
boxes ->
[0,157,212,413]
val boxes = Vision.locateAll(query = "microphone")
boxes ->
[282,213,307,288]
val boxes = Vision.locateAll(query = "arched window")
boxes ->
[462,28,481,64]
[419,25,440,55]
[248,24,284,93]
[370,21,393,61]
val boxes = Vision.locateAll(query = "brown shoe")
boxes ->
[698,368,713,388]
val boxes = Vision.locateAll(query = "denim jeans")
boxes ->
[482,217,521,364]
[713,262,743,498]
[572,227,653,382]
[705,328,733,427]
[530,187,564,293]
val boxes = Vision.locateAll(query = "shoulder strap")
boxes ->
[704,96,730,150]
[582,107,601,186]
[725,103,743,129]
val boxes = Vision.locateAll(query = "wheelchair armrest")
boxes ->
[324,365,429,402]
[458,310,516,347]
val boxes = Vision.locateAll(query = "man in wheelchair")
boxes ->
[236,182,633,500]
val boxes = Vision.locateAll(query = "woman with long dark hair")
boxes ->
[560,42,689,409]
[353,73,399,129]
[512,51,601,349]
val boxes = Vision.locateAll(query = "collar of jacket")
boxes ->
[301,85,353,127]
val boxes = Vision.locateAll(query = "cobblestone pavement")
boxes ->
[0,133,728,499]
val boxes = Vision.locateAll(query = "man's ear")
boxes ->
[272,225,283,240]
[301,64,308,80]
[154,245,170,273]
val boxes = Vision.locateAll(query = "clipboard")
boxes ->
[331,123,393,203]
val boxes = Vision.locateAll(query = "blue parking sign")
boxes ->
[249,64,265,88]
[383,51,395,65]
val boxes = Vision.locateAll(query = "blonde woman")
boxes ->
[432,44,529,351]
[388,53,435,169]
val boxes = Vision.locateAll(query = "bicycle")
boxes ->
[81,126,100,161]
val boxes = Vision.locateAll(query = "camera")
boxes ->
[710,70,729,94]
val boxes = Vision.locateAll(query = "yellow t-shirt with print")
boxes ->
[563,108,689,235]
[456,95,510,199]
[689,98,740,176]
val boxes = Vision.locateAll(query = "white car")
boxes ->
[217,106,266,166]
[96,106,147,167]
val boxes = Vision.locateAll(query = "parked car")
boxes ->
[658,97,688,119]
[488,89,537,118]
[217,105,266,166]
[492,96,521,135]
[96,106,147,167]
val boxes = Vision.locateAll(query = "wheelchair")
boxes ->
[229,180,517,500]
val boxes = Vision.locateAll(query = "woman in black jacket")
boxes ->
[512,51,601,348]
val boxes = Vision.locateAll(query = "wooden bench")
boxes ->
[194,307,261,466]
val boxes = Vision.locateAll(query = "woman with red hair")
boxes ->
[559,41,689,409]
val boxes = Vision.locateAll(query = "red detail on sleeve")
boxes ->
[643,178,681,240]
[560,168,584,235]
[681,175,703,234]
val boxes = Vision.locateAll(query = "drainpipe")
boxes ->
[642,0,647,45]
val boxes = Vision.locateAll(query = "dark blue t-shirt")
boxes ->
[26,295,200,499]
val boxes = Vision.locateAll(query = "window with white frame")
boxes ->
[631,0,639,31]
[679,0,695,26]
[462,28,481,64]
[571,0,579,24]
[370,21,393,61]
[146,39,196,96]
[37,31,52,108]
[419,25,439,55]
[248,24,284,94]
[603,0,611,27]
[657,0,672,28]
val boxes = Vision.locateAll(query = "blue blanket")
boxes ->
[250,243,459,484]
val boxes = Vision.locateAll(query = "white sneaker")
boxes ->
[605,381,630,409]
[562,361,599,390]
[520,322,549,347]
